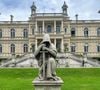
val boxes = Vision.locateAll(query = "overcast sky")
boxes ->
[0,0,100,21]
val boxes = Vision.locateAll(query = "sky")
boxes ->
[0,0,100,21]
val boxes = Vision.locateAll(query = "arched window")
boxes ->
[97,28,100,36]
[23,29,28,38]
[11,28,15,38]
[23,44,28,53]
[11,44,15,53]
[0,29,2,38]
[70,43,76,52]
[71,28,75,36]
[0,44,2,53]
[84,43,88,53]
[84,27,88,37]
[47,25,51,33]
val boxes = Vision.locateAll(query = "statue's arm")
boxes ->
[48,48,57,58]
[34,44,44,57]
[43,47,57,58]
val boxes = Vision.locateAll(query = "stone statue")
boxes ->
[34,34,59,81]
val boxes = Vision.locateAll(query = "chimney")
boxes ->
[10,15,13,23]
[75,14,78,22]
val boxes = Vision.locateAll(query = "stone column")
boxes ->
[35,21,37,35]
[68,40,71,52]
[68,23,71,36]
[54,20,56,34]
[61,21,63,34]
[29,24,31,35]
[35,39,37,50]
[61,38,64,52]
[42,20,45,34]
[54,38,56,48]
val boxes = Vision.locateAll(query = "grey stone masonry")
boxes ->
[33,77,63,90]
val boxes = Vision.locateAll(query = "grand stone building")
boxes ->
[0,2,100,61]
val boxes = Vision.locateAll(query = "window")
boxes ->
[32,28,34,35]
[97,44,100,52]
[84,28,88,37]
[11,44,15,53]
[64,28,67,33]
[11,29,15,38]
[39,26,42,33]
[84,44,88,53]
[97,28,100,36]
[56,39,61,52]
[0,29,2,38]
[0,44,2,53]
[56,26,60,33]
[23,29,28,38]
[71,28,75,37]
[71,44,76,52]
[47,25,51,33]
[23,44,28,53]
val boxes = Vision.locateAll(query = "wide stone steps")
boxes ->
[0,53,100,68]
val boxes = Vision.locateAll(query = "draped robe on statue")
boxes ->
[34,34,58,80]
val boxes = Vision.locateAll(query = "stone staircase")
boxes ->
[56,52,100,68]
[0,53,38,68]
[0,52,100,68]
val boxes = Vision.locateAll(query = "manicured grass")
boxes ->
[0,68,100,90]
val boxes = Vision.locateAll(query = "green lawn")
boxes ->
[0,68,100,90]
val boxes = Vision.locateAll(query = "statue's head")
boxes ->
[42,34,51,47]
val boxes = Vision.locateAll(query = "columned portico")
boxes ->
[35,38,64,52]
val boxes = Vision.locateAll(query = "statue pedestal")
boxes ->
[32,78,63,90]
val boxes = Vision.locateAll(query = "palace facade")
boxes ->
[0,2,100,60]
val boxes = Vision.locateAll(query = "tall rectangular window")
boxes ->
[64,28,67,34]
[0,29,2,38]
[23,44,28,53]
[39,26,42,34]
[97,45,100,52]
[47,25,52,33]
[84,30,88,37]
[0,44,2,53]
[56,39,61,52]
[71,46,76,52]
[32,28,34,35]
[84,45,88,53]
[11,29,15,38]
[23,29,28,38]
[56,26,60,33]
[97,28,100,36]
[11,44,15,53]
[71,28,75,37]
